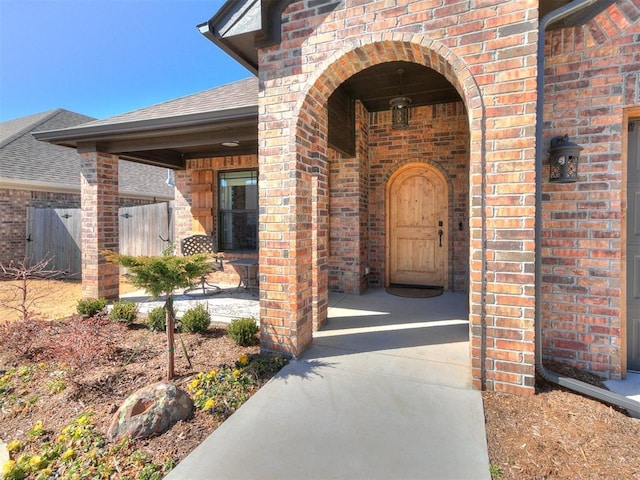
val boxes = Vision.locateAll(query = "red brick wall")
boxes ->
[541,1,640,379]
[328,100,370,294]
[0,189,31,265]
[257,0,539,392]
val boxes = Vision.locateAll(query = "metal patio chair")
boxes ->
[181,235,224,296]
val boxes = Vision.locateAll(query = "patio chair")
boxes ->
[180,235,224,296]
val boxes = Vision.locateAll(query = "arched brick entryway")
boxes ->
[258,33,533,393]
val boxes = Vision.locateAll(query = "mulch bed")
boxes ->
[0,315,266,478]
[483,363,640,479]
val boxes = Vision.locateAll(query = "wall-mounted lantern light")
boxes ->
[548,134,582,183]
[390,68,411,130]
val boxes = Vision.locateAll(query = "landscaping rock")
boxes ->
[106,381,193,442]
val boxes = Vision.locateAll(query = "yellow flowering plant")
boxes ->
[0,364,53,415]
[28,420,45,437]
[2,460,17,478]
[186,354,289,419]
[2,411,171,479]
[60,448,75,462]
[187,359,253,419]
[6,440,21,452]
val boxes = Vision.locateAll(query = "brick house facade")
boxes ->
[541,4,640,378]
[37,1,640,396]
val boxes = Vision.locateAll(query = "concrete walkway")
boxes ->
[121,284,260,325]
[605,372,640,419]
[165,288,490,480]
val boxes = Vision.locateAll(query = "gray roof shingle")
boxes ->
[82,77,258,128]
[0,109,174,199]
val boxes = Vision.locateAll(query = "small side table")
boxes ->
[228,257,259,294]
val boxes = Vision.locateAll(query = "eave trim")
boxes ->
[200,0,294,73]
[33,106,258,145]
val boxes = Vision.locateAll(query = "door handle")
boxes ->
[438,229,443,247]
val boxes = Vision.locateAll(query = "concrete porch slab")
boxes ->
[164,289,490,480]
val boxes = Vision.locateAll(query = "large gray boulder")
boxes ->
[107,381,193,442]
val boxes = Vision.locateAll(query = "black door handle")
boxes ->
[438,229,443,247]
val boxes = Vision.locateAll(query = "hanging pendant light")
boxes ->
[390,68,411,130]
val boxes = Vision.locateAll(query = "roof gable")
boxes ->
[0,109,95,188]
[0,109,91,150]
[199,0,291,73]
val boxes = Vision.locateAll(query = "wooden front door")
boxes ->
[387,164,448,287]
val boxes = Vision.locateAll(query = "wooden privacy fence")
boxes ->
[26,202,173,278]
[26,207,81,277]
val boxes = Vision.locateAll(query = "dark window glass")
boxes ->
[218,170,258,251]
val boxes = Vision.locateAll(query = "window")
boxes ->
[218,170,258,251]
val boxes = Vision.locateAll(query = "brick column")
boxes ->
[258,73,326,356]
[258,156,315,355]
[80,151,119,299]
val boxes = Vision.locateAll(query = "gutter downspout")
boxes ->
[535,0,640,416]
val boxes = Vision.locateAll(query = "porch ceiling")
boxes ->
[336,61,462,112]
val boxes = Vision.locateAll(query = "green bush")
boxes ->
[180,304,210,333]
[76,297,107,317]
[146,306,166,332]
[108,300,138,324]
[227,317,259,346]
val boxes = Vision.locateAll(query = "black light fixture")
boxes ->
[548,135,582,183]
[390,68,411,130]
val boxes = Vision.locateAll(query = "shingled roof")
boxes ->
[84,77,258,128]
[34,78,259,166]
[0,109,174,199]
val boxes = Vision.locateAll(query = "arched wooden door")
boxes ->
[387,164,448,288]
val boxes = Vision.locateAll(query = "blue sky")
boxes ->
[0,0,252,122]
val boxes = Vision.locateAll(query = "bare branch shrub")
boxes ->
[43,317,126,372]
[0,318,51,360]
[0,256,68,321]
[0,313,125,368]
